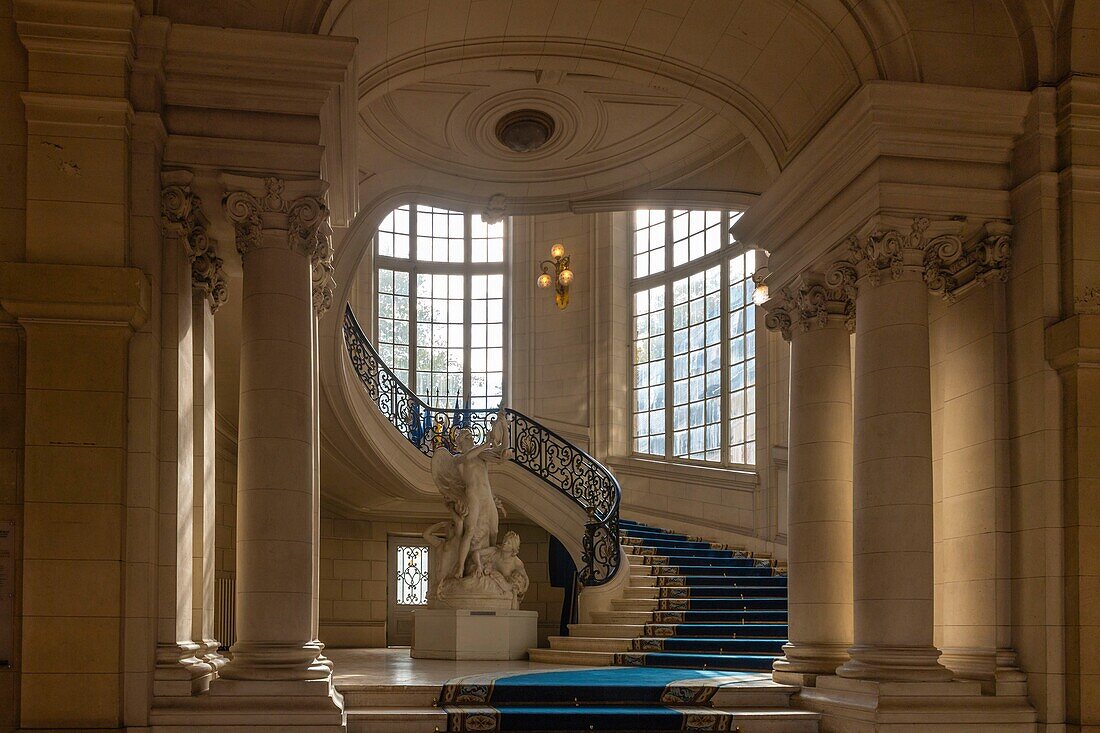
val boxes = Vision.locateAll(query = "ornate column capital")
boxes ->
[221,175,335,316]
[763,272,855,341]
[161,173,228,314]
[832,215,1011,303]
[923,220,1012,302]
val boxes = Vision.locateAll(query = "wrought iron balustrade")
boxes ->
[343,305,621,586]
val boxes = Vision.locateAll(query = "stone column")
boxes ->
[191,228,228,671]
[310,206,335,661]
[155,177,213,696]
[842,236,944,680]
[221,175,332,684]
[764,275,854,684]
[835,217,955,682]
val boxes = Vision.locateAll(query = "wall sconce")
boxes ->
[537,243,573,310]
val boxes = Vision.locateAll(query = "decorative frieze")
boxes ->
[222,176,335,316]
[161,181,228,314]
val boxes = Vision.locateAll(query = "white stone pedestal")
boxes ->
[411,609,538,660]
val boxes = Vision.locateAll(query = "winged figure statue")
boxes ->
[424,407,527,609]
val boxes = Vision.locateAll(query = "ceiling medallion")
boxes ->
[494,109,556,153]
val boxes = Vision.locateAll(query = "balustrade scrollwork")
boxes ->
[343,305,621,586]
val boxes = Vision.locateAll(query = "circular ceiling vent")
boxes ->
[495,109,556,153]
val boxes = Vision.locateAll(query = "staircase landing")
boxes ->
[329,648,816,732]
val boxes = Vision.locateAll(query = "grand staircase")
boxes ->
[530,519,789,673]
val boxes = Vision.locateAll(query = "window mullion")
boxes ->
[664,209,674,460]
[408,207,418,399]
[720,213,731,466]
[463,214,472,406]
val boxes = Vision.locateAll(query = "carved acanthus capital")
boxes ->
[187,225,228,314]
[223,176,331,259]
[310,220,336,317]
[223,189,263,255]
[923,221,1012,302]
[161,184,195,236]
[762,272,854,340]
[846,216,935,286]
[161,180,228,314]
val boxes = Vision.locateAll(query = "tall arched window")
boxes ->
[631,209,757,466]
[374,204,508,410]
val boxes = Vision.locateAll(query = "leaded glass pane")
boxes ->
[396,545,429,605]
[671,264,721,461]
[729,247,756,465]
[377,268,410,384]
[632,284,665,455]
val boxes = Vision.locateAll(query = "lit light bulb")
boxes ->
[550,243,565,259]
[537,273,552,289]
[558,268,574,286]
[752,282,770,306]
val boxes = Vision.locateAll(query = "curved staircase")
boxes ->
[530,519,789,673]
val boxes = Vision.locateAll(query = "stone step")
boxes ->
[340,685,439,708]
[527,647,617,666]
[611,598,658,611]
[549,634,633,652]
[624,587,660,598]
[345,708,446,733]
[568,622,646,637]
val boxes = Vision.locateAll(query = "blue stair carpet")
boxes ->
[441,667,769,732]
[613,519,788,672]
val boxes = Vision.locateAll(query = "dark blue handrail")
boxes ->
[343,305,621,585]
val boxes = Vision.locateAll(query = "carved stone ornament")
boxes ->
[923,221,1013,302]
[1077,285,1100,314]
[762,273,854,341]
[482,193,507,225]
[161,183,228,314]
[222,177,336,315]
[422,409,529,611]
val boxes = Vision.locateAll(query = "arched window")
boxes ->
[631,209,757,466]
[374,204,508,410]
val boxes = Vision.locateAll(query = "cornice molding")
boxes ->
[164,23,355,118]
[731,81,1031,288]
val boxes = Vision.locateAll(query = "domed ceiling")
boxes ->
[358,67,765,210]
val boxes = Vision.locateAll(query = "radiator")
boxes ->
[215,577,235,650]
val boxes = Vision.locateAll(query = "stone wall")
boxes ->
[317,512,563,648]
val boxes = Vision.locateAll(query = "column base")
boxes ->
[798,675,1037,732]
[154,643,215,696]
[220,641,332,681]
[836,645,954,682]
[149,673,345,731]
[939,647,1028,697]
[774,642,851,686]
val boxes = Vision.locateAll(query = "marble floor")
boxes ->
[327,647,777,690]
[328,647,578,689]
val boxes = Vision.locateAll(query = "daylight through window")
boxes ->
[374,204,508,410]
[631,209,757,466]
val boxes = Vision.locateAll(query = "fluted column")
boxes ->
[834,218,954,681]
[221,175,331,681]
[764,275,854,684]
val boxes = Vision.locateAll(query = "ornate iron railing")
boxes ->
[343,305,621,586]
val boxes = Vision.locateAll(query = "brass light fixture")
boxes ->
[537,243,573,310]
